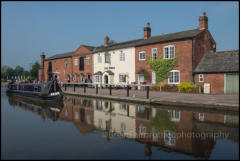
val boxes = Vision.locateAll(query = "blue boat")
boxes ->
[6,80,63,102]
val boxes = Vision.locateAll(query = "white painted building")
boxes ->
[92,36,140,86]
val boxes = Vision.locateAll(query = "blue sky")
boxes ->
[1,1,239,70]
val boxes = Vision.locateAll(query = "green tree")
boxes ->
[14,65,24,77]
[30,61,40,80]
[1,65,14,79]
[147,55,178,83]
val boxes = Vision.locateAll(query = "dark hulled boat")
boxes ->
[6,80,63,102]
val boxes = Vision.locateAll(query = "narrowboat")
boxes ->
[6,80,63,101]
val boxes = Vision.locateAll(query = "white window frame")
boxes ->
[94,75,102,84]
[120,53,125,62]
[139,51,146,61]
[168,110,180,122]
[199,113,204,121]
[168,70,180,84]
[121,122,126,131]
[152,48,157,60]
[199,74,204,82]
[86,57,90,65]
[119,74,127,83]
[74,59,78,66]
[139,125,146,137]
[163,45,175,59]
[98,55,102,63]
[64,60,68,67]
[152,127,158,142]
[75,112,79,120]
[164,130,176,146]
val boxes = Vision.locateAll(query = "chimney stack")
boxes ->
[144,22,151,39]
[198,12,208,30]
[104,36,109,46]
[40,52,45,68]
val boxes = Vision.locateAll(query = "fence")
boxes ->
[61,82,152,99]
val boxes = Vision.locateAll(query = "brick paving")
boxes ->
[61,85,239,110]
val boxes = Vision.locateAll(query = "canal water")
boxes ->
[1,88,239,160]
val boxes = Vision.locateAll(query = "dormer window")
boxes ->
[164,45,175,59]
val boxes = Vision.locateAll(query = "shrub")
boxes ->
[178,82,195,93]
[155,83,166,87]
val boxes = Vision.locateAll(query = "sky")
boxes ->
[1,1,239,70]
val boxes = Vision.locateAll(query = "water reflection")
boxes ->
[6,94,239,160]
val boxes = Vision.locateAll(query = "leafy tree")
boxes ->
[30,61,40,80]
[147,55,178,83]
[14,65,24,77]
[1,66,14,79]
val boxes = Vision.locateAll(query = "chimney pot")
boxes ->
[203,12,206,16]
[144,22,151,39]
[104,36,109,46]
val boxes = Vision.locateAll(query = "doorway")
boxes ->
[104,75,109,87]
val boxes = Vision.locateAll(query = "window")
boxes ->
[199,74,204,82]
[98,55,102,63]
[75,112,79,120]
[152,48,157,60]
[199,113,204,121]
[65,110,68,117]
[152,108,156,118]
[119,74,126,83]
[95,75,101,83]
[75,74,78,82]
[80,73,84,82]
[164,130,176,146]
[79,57,84,71]
[64,60,68,67]
[168,70,180,84]
[87,115,91,124]
[86,73,91,80]
[120,53,125,61]
[139,51,146,60]
[121,122,126,131]
[152,128,158,141]
[164,45,175,59]
[168,110,180,122]
[139,125,146,137]
[105,52,111,63]
[152,71,156,84]
[98,118,103,127]
[74,59,78,66]
[86,57,90,65]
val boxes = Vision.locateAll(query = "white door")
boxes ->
[138,75,145,90]
[152,71,156,84]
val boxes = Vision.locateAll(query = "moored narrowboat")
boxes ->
[6,80,63,101]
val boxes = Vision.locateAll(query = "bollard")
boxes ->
[127,85,129,97]
[146,86,149,99]
[109,85,112,95]
[74,84,75,92]
[65,84,66,91]
[96,84,98,94]
[84,84,86,93]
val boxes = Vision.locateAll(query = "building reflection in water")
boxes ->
[8,94,239,160]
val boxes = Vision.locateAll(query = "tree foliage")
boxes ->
[29,61,40,80]
[147,55,178,83]
[136,68,150,81]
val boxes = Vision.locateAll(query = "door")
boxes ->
[226,74,239,94]
[138,74,145,90]
[152,71,156,84]
[104,75,109,84]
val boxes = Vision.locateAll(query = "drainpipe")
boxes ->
[192,38,195,84]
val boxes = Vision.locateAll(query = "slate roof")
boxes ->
[46,51,74,60]
[81,45,95,52]
[45,28,204,59]
[92,29,204,53]
[194,50,239,74]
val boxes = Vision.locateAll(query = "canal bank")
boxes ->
[63,89,239,112]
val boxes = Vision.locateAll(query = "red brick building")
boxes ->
[134,12,216,85]
[194,50,239,94]
[38,45,95,83]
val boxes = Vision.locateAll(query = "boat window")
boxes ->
[38,86,41,92]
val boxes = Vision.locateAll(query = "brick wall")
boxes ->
[195,73,225,94]
[135,39,193,84]
[72,46,93,83]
